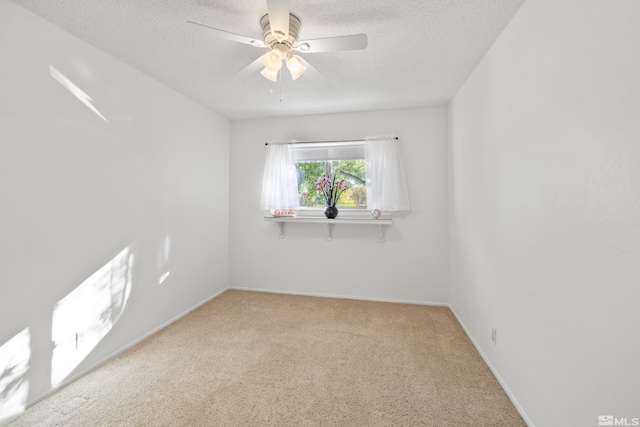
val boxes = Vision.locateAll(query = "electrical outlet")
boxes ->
[491,327,497,345]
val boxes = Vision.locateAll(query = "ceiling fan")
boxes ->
[187,0,367,82]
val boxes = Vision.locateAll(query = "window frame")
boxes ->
[292,141,368,214]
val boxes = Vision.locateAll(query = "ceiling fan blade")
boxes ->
[297,57,326,83]
[236,56,265,77]
[187,21,266,48]
[294,34,368,53]
[267,0,290,42]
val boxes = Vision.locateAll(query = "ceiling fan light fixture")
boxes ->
[263,48,283,72]
[260,67,278,82]
[286,55,307,80]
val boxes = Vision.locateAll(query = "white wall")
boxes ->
[0,1,229,419]
[229,107,448,304]
[449,0,640,425]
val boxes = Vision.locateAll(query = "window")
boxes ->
[293,142,367,208]
[261,136,410,214]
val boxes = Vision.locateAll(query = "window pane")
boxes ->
[332,159,367,207]
[296,161,326,206]
[295,159,367,208]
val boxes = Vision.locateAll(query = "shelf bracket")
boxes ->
[378,225,387,243]
[277,222,285,239]
[325,223,335,241]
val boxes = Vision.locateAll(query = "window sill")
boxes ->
[264,215,392,242]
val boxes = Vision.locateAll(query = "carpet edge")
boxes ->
[229,286,450,307]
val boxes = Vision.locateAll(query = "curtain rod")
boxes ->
[264,137,398,146]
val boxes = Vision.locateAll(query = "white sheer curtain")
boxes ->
[260,143,300,210]
[365,135,411,211]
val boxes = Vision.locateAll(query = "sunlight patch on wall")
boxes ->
[158,235,171,285]
[0,328,30,423]
[158,271,170,285]
[49,65,108,122]
[51,247,134,388]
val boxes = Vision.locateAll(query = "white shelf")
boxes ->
[264,216,392,243]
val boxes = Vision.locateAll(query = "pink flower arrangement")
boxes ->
[316,174,349,207]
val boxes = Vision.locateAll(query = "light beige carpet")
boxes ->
[9,290,525,426]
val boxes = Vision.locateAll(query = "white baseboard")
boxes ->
[23,286,230,414]
[449,307,534,427]
[229,285,449,307]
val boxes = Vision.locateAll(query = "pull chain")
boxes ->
[279,69,283,102]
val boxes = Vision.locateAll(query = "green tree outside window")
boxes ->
[296,159,366,207]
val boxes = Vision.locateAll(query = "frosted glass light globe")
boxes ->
[263,49,283,72]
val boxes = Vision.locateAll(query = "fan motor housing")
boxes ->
[260,13,301,49]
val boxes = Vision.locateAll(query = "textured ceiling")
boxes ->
[10,0,524,120]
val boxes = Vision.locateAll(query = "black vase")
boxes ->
[324,206,339,219]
